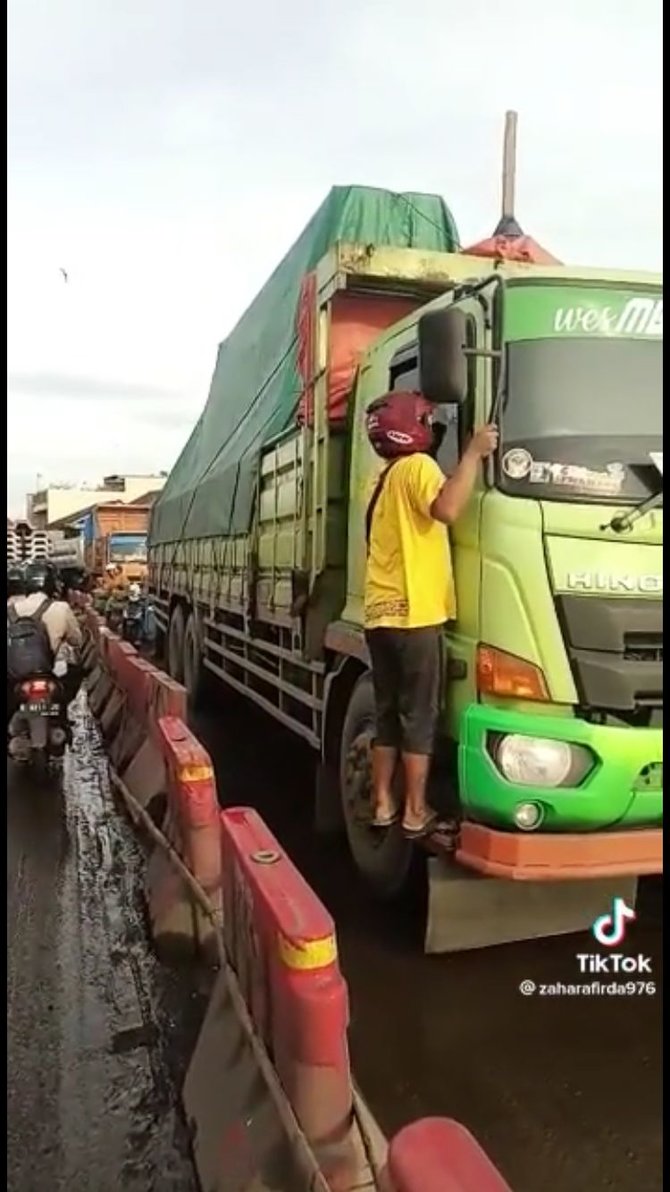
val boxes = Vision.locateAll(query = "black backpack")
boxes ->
[7,600,55,680]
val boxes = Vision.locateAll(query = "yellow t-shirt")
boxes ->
[364,453,456,630]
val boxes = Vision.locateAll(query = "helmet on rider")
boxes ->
[24,560,58,598]
[7,563,26,599]
[128,583,142,602]
[365,391,436,460]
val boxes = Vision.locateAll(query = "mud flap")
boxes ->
[425,856,638,954]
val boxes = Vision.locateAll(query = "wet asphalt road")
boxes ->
[196,692,663,1192]
[7,698,201,1192]
[7,689,662,1192]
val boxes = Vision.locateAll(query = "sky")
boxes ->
[7,0,662,516]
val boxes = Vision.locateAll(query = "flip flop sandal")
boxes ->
[369,811,400,829]
[401,813,445,841]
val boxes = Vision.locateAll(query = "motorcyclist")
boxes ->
[121,582,145,644]
[7,563,25,606]
[103,562,128,594]
[103,564,130,631]
[8,561,84,719]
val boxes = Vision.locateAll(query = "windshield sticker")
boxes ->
[529,460,626,495]
[503,450,627,495]
[502,448,533,479]
[505,287,663,341]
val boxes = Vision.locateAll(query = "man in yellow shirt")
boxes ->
[364,390,497,839]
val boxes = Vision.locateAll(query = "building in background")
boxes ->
[26,473,167,528]
[7,519,51,563]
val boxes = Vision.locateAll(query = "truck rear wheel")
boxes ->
[167,605,186,683]
[183,613,211,711]
[339,673,413,899]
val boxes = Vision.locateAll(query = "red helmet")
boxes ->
[365,391,435,460]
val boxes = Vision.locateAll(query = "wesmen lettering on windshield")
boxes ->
[364,391,498,839]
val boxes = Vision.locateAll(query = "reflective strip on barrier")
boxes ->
[277,932,338,971]
[178,764,214,783]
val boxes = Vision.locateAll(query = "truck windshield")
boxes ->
[109,534,147,562]
[499,337,663,504]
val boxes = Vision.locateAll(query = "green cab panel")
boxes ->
[477,492,577,706]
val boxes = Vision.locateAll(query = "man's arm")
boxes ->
[62,605,84,649]
[430,424,498,525]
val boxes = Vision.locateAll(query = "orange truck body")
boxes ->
[84,502,151,583]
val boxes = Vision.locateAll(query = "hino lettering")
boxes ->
[566,572,663,594]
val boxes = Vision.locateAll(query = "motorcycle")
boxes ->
[7,673,68,776]
[121,600,145,647]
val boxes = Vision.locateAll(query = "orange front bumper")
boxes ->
[453,822,664,881]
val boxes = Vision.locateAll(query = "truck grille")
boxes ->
[623,633,663,664]
[555,595,663,725]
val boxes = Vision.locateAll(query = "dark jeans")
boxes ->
[365,626,444,756]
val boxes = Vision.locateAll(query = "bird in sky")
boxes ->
[60,267,68,283]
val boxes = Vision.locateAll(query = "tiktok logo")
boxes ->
[591,897,637,948]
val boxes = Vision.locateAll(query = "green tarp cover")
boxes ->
[150,185,460,545]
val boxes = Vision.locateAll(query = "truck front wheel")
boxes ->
[167,605,186,683]
[339,673,413,899]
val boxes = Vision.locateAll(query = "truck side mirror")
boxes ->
[418,307,468,405]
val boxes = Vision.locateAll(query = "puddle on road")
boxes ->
[8,694,206,1192]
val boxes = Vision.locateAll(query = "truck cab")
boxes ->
[343,272,662,886]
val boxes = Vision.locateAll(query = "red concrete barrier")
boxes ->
[91,635,132,748]
[220,807,354,1184]
[84,629,514,1192]
[158,717,222,905]
[108,655,160,771]
[97,625,114,662]
[145,716,222,961]
[120,671,188,813]
[83,627,115,709]
[381,1119,512,1192]
[151,670,187,723]
[85,607,103,636]
[105,635,138,682]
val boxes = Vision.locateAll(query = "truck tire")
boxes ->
[153,621,167,667]
[167,605,186,683]
[339,673,413,899]
[183,612,211,711]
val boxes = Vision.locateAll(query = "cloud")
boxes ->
[7,0,662,517]
[7,371,187,402]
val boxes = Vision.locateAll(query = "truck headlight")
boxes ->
[492,734,592,788]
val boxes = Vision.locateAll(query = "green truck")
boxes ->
[148,185,662,951]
